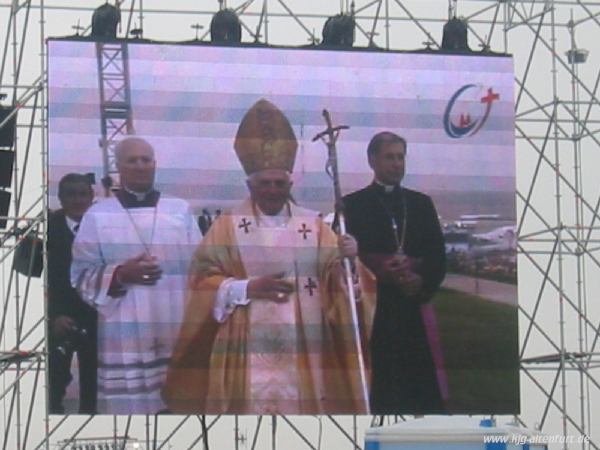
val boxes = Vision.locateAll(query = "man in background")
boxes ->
[71,137,201,414]
[48,173,97,414]
[343,131,447,414]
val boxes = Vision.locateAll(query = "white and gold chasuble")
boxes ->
[232,200,325,414]
[164,198,373,415]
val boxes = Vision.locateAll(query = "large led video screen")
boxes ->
[48,39,518,415]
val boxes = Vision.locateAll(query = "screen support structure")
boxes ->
[95,41,134,196]
[0,1,599,450]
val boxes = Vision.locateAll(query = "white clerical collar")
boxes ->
[123,186,154,202]
[255,203,291,228]
[374,179,400,193]
[65,216,80,234]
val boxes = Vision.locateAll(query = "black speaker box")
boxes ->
[0,189,10,229]
[0,106,16,147]
[0,150,15,188]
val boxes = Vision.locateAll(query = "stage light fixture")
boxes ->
[441,17,471,52]
[91,2,121,39]
[321,14,355,48]
[566,48,588,64]
[210,9,242,43]
[129,28,143,39]
[565,17,589,64]
[0,150,14,188]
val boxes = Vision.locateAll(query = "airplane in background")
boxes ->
[471,225,517,253]
[460,214,501,221]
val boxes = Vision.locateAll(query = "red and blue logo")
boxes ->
[443,84,500,139]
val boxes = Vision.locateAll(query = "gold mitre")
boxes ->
[234,98,298,175]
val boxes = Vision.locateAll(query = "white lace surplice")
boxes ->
[71,197,201,414]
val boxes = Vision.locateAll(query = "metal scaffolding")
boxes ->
[95,41,134,196]
[1,1,599,449]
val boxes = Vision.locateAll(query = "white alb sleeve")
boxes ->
[213,278,251,323]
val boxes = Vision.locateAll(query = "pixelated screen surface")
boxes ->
[48,40,517,415]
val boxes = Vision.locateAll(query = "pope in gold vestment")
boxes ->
[163,98,373,414]
[163,198,372,414]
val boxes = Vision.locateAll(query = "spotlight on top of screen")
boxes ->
[321,14,355,48]
[91,2,121,39]
[210,9,242,44]
[441,17,471,52]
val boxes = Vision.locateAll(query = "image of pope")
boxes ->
[164,99,373,414]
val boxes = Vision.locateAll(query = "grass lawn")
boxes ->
[432,287,520,414]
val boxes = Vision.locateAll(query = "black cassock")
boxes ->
[343,182,446,414]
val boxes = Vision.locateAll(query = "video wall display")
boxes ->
[48,39,518,415]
